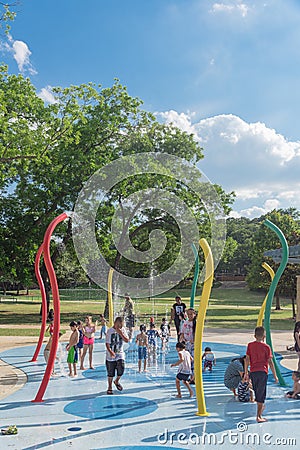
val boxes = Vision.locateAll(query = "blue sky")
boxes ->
[1,0,300,218]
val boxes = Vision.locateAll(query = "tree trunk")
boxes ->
[275,291,281,310]
[292,296,296,319]
[104,290,109,319]
[39,267,51,316]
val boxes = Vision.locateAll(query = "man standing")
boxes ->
[171,295,187,341]
[123,293,135,340]
[105,316,129,394]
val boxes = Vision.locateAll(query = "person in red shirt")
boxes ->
[245,326,278,423]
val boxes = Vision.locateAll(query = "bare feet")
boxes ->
[176,394,182,398]
[257,417,267,423]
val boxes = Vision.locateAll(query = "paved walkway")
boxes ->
[0,330,299,449]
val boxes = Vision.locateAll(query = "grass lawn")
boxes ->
[0,286,295,335]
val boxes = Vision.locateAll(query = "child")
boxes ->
[105,316,129,394]
[180,308,196,382]
[80,315,98,370]
[135,324,149,372]
[293,321,300,371]
[160,318,170,352]
[202,346,216,371]
[285,371,300,399]
[66,321,79,377]
[123,294,135,340]
[46,319,54,336]
[76,320,84,368]
[171,342,193,398]
[178,312,187,335]
[245,326,278,423]
[147,322,160,364]
[44,332,63,375]
[47,308,54,323]
[99,314,107,339]
[237,375,254,402]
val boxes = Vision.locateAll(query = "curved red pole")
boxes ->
[32,212,68,402]
[30,244,47,362]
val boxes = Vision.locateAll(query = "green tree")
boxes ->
[246,209,300,310]
[1,66,234,307]
[0,2,16,35]
[218,217,260,276]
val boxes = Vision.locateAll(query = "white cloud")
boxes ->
[194,114,300,164]
[264,198,280,210]
[277,190,300,201]
[228,210,241,218]
[234,188,270,201]
[2,34,37,75]
[239,205,267,218]
[233,198,281,219]
[156,110,195,134]
[158,109,300,218]
[211,2,249,18]
[38,86,56,104]
[158,110,300,166]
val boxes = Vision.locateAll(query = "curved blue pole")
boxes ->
[263,219,288,386]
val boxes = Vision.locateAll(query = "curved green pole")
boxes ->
[190,243,199,308]
[257,262,275,327]
[263,219,288,387]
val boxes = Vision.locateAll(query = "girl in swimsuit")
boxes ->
[80,315,98,370]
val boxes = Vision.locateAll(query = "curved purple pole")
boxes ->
[30,244,47,362]
[32,212,68,402]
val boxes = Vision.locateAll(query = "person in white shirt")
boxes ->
[171,342,194,398]
[105,316,129,395]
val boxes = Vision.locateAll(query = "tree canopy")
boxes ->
[0,64,234,293]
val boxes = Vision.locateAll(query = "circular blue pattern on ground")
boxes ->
[82,366,107,380]
[67,427,82,431]
[64,395,158,420]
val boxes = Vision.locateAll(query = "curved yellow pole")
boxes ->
[257,263,275,327]
[108,268,114,327]
[194,238,214,416]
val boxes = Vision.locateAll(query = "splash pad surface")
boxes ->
[0,338,299,449]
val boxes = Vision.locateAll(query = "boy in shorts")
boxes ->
[171,342,193,398]
[135,324,149,372]
[66,321,79,377]
[106,316,129,394]
[237,375,254,402]
[160,318,170,352]
[147,322,160,365]
[245,326,278,422]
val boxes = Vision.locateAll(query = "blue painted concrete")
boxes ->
[0,338,299,449]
